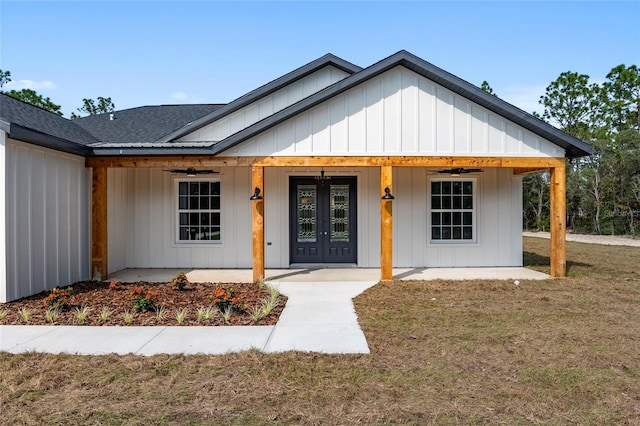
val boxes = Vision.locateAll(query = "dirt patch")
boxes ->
[0,281,286,326]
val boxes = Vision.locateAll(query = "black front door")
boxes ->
[289,176,357,264]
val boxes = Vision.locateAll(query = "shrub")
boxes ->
[130,286,159,312]
[171,272,189,290]
[109,280,122,290]
[43,286,73,310]
[210,286,241,312]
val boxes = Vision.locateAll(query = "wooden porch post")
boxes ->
[91,167,108,281]
[550,162,567,278]
[380,165,393,281]
[252,166,265,283]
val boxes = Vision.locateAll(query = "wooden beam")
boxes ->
[91,167,108,281]
[87,154,568,170]
[380,165,393,282]
[252,166,265,283]
[550,162,567,278]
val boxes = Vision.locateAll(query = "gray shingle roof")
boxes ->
[74,104,224,145]
[0,93,98,154]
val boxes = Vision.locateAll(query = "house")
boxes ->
[0,51,592,303]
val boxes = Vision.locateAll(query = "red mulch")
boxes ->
[0,281,286,326]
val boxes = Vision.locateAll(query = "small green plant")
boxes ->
[43,286,73,310]
[155,306,167,322]
[210,286,241,312]
[45,307,61,324]
[171,272,189,290]
[266,284,280,305]
[221,305,234,324]
[175,308,188,325]
[0,309,8,321]
[196,306,215,322]
[73,306,90,324]
[18,307,31,323]
[257,277,266,289]
[123,310,134,324]
[249,304,266,322]
[130,286,158,313]
[99,307,112,323]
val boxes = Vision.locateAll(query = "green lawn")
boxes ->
[1,237,639,425]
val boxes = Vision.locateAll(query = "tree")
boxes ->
[600,64,640,133]
[539,71,600,139]
[71,97,115,119]
[4,88,63,116]
[0,69,10,88]
[480,80,497,96]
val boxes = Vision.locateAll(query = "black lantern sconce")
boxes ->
[381,187,395,200]
[250,187,263,200]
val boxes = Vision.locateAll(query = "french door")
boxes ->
[289,177,357,264]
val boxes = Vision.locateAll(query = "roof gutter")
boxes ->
[8,124,93,156]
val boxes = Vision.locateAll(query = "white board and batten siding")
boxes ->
[108,166,522,270]
[394,168,523,268]
[177,65,351,143]
[225,66,566,158]
[107,168,252,273]
[2,138,90,302]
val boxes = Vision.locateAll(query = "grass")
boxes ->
[1,237,639,424]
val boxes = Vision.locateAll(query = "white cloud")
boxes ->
[169,91,205,104]
[171,91,189,101]
[5,79,57,91]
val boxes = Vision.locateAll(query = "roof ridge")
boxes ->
[152,53,362,144]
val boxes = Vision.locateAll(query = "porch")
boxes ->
[108,266,550,283]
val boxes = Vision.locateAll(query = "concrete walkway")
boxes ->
[0,281,377,356]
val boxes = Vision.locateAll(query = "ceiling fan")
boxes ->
[163,167,219,177]
[435,168,483,175]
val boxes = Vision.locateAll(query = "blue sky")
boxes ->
[1,1,639,117]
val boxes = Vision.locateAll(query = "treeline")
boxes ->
[520,65,639,236]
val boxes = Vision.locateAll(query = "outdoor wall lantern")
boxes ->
[315,168,331,185]
[250,187,263,200]
[381,187,395,200]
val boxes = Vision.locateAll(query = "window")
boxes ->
[430,179,475,242]
[177,180,221,242]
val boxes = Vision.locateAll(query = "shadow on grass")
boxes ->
[523,251,592,275]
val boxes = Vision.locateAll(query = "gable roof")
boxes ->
[152,53,362,144]
[203,50,593,158]
[2,51,592,159]
[0,93,97,155]
[74,104,224,145]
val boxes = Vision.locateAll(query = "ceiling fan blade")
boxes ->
[435,168,484,175]
[163,168,218,174]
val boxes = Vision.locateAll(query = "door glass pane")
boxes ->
[297,185,317,242]
[330,185,350,242]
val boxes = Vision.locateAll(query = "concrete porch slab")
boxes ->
[108,267,549,283]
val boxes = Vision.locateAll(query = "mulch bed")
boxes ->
[0,281,286,326]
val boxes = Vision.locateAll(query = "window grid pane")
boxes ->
[177,180,221,242]
[431,180,474,241]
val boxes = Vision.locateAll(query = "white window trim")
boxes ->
[427,176,478,245]
[174,178,222,245]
